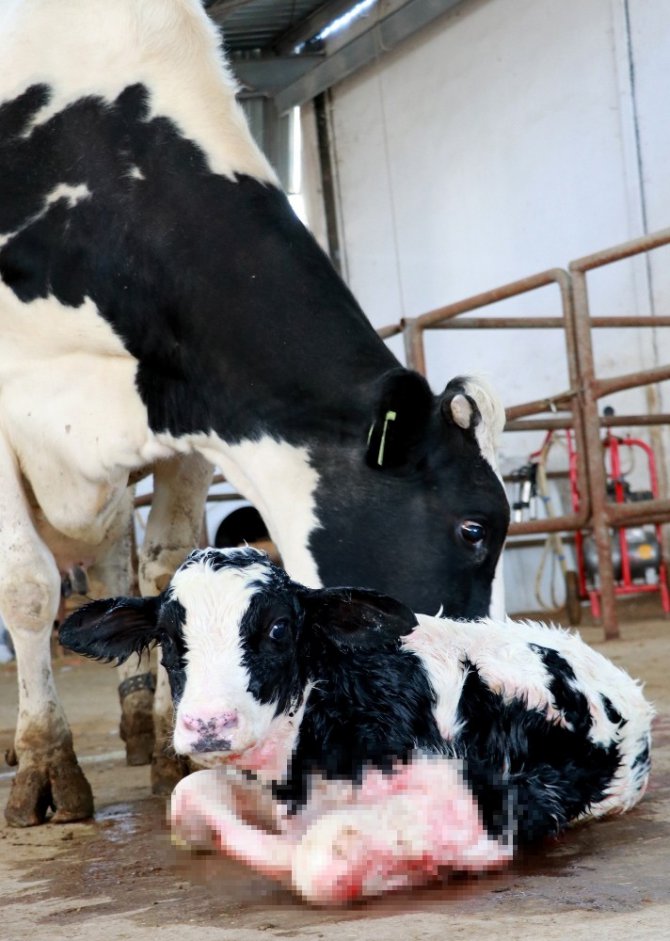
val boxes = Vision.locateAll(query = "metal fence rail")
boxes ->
[380,227,670,639]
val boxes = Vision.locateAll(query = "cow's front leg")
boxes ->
[0,437,93,826]
[137,452,213,794]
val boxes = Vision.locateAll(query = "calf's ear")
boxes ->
[58,595,162,664]
[301,587,418,651]
[366,368,434,469]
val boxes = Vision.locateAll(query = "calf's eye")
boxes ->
[269,619,289,641]
[459,520,486,545]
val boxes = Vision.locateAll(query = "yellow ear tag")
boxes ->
[377,410,397,466]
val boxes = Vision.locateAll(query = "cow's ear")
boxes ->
[300,587,418,651]
[439,378,481,432]
[366,368,434,469]
[58,595,163,664]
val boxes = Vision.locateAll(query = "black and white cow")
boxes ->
[60,548,654,905]
[0,0,509,825]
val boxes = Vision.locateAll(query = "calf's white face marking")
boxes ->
[170,559,299,767]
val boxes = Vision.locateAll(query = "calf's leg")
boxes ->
[170,769,294,880]
[171,758,513,905]
[293,758,513,905]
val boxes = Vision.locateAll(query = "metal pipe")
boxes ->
[509,513,589,537]
[402,317,427,375]
[571,267,620,638]
[570,227,670,272]
[377,323,403,340]
[594,364,670,399]
[506,413,670,432]
[556,268,591,530]
[414,268,570,329]
[431,314,670,329]
[505,390,577,421]
[590,315,670,327]
[428,317,567,329]
[605,498,670,527]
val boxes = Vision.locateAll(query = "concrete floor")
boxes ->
[0,608,668,941]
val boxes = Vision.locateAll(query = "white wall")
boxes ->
[324,0,670,613]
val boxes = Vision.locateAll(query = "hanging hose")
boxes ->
[533,454,571,611]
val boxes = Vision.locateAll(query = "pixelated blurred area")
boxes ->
[1,607,668,938]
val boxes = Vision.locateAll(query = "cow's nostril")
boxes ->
[180,711,239,734]
[220,712,238,731]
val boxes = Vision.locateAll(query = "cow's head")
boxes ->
[309,372,509,619]
[58,548,417,778]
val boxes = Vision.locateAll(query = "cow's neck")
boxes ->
[127,175,397,446]
[193,433,330,588]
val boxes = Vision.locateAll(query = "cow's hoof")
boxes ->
[119,684,155,766]
[151,753,191,797]
[4,754,94,827]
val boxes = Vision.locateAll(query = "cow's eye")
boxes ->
[459,520,486,545]
[269,619,289,641]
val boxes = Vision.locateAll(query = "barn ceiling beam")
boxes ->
[273,0,361,55]
[205,0,257,24]
[274,0,466,113]
[232,54,324,97]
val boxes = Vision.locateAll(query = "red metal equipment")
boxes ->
[569,429,670,619]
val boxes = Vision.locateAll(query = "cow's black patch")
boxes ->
[310,430,508,617]
[0,81,509,617]
[0,84,391,441]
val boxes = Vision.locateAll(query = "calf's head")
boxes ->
[59,548,417,775]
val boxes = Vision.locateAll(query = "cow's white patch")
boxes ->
[0,287,173,542]
[0,184,92,255]
[1,272,323,579]
[461,376,506,473]
[170,558,289,759]
[128,165,145,180]
[45,182,91,207]
[182,433,324,589]
[0,0,276,183]
[461,376,508,620]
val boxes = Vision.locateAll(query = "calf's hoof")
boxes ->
[151,752,191,797]
[5,753,94,827]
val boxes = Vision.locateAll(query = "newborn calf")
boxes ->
[59,548,653,904]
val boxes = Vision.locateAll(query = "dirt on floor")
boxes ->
[1,606,669,941]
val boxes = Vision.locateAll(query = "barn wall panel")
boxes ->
[325,0,670,613]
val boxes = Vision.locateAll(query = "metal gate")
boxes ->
[379,226,670,639]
